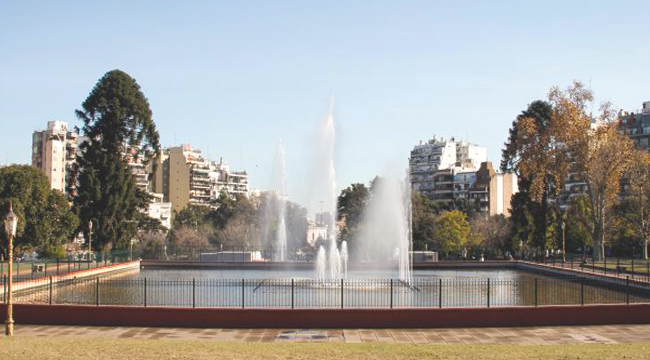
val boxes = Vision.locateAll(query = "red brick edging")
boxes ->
[2,303,649,329]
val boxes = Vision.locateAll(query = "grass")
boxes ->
[1,337,650,360]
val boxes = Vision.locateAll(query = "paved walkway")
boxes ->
[12,324,650,344]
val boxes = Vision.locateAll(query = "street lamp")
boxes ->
[87,220,93,269]
[4,200,18,337]
[561,221,566,263]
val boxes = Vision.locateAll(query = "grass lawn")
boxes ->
[1,337,650,360]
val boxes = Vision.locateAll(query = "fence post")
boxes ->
[3,275,6,304]
[340,279,344,309]
[534,278,538,307]
[192,278,196,308]
[439,278,442,308]
[144,278,147,307]
[580,278,584,306]
[49,276,53,305]
[390,279,393,309]
[592,257,595,273]
[241,279,245,309]
[487,278,490,308]
[96,277,100,306]
[626,276,630,305]
[291,279,295,309]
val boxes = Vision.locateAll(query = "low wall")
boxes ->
[2,303,650,329]
[140,260,518,271]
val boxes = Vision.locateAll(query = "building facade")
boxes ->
[409,136,487,201]
[619,101,650,151]
[153,144,249,214]
[469,162,518,216]
[32,120,79,192]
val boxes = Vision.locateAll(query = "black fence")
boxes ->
[0,250,136,283]
[527,256,650,283]
[4,275,650,309]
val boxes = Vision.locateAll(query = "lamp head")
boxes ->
[4,200,18,237]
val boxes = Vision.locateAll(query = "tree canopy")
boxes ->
[0,165,79,258]
[71,70,160,251]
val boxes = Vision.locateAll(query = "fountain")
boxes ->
[316,246,327,280]
[273,140,288,261]
[356,169,413,283]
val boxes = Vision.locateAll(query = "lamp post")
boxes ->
[561,221,566,263]
[88,220,93,268]
[4,200,18,336]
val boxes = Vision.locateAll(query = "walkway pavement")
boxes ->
[12,324,650,344]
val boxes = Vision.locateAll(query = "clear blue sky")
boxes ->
[2,0,649,213]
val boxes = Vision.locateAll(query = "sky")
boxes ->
[2,0,650,214]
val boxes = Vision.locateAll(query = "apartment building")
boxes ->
[469,162,518,216]
[619,101,650,151]
[153,144,250,214]
[32,120,80,192]
[409,136,487,200]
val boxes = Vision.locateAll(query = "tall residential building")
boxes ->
[153,144,249,214]
[469,162,518,216]
[409,136,487,199]
[32,120,79,192]
[618,101,650,151]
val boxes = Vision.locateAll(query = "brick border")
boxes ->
[2,303,650,329]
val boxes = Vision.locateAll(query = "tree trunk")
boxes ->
[593,225,605,261]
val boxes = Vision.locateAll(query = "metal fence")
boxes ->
[0,250,135,282]
[529,256,650,283]
[4,275,650,309]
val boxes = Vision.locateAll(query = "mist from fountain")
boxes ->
[316,246,327,280]
[340,240,349,279]
[356,169,413,283]
[274,140,288,262]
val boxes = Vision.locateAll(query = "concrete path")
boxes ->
[12,324,650,344]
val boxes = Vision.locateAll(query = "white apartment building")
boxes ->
[209,158,249,197]
[32,120,79,193]
[409,136,487,199]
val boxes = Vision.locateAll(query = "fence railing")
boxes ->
[4,275,650,309]
[0,251,135,283]
[528,256,650,283]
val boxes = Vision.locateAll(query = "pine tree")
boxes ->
[71,70,160,251]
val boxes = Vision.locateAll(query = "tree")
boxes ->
[169,226,210,259]
[71,70,160,251]
[618,150,650,259]
[432,210,470,256]
[470,215,509,258]
[337,183,369,244]
[549,82,635,260]
[411,192,443,250]
[501,101,559,251]
[0,165,79,258]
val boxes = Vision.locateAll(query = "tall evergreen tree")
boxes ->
[71,70,160,251]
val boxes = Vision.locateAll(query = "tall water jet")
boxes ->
[316,246,327,280]
[311,99,342,278]
[273,140,288,261]
[356,168,413,282]
[340,240,349,279]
